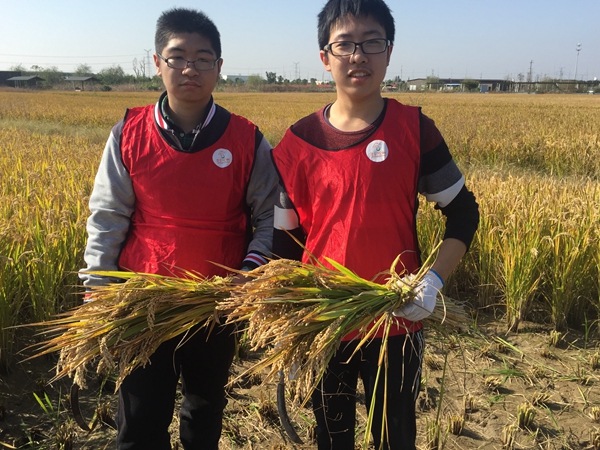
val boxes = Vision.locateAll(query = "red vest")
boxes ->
[272,100,422,338]
[118,105,256,278]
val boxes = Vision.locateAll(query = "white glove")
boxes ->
[392,270,444,322]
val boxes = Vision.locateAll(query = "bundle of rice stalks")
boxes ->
[218,256,468,404]
[27,270,234,390]
[26,251,467,410]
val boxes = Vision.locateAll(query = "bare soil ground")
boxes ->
[2,312,600,449]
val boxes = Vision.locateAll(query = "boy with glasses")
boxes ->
[80,7,278,450]
[271,0,479,448]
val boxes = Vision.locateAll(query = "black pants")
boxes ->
[312,331,424,450]
[116,324,236,450]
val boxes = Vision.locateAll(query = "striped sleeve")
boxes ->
[419,112,479,249]
[418,113,464,207]
[272,186,306,261]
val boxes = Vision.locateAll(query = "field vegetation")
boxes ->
[0,90,599,449]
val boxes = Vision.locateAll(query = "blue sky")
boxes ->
[1,0,598,82]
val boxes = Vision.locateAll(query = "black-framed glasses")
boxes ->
[323,38,391,56]
[157,53,221,71]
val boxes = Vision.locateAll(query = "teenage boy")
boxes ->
[80,8,278,450]
[271,0,479,448]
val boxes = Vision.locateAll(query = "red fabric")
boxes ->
[273,99,423,338]
[118,105,256,278]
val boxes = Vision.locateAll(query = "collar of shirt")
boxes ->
[153,92,216,144]
[321,102,382,136]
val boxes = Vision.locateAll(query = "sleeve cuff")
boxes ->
[241,252,268,271]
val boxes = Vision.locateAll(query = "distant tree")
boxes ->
[310,78,317,86]
[462,78,479,92]
[132,58,147,79]
[277,75,284,84]
[8,63,26,73]
[74,64,94,77]
[30,66,64,87]
[246,74,265,90]
[291,78,309,85]
[265,71,277,84]
[42,66,64,83]
[98,65,127,84]
[394,76,406,91]
[150,75,164,90]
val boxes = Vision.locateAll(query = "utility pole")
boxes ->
[144,49,152,78]
[293,62,299,80]
[528,60,533,93]
[574,43,582,81]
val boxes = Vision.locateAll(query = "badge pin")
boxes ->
[365,140,389,162]
[213,148,233,168]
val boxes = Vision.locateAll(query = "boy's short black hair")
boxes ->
[317,0,395,50]
[155,8,222,59]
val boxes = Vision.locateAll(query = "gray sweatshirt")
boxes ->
[80,97,278,287]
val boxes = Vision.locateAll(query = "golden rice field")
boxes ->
[0,89,599,376]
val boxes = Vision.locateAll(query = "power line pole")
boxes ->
[293,62,299,80]
[528,60,533,82]
[574,43,582,81]
[144,49,152,78]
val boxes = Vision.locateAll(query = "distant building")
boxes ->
[406,78,511,92]
[6,75,45,88]
[222,74,249,84]
[65,76,99,91]
[0,71,22,86]
[406,78,427,91]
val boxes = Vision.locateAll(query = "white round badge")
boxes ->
[212,148,233,168]
[365,140,389,163]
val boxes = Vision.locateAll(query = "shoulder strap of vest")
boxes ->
[123,105,151,124]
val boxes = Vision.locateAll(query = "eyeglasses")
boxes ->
[323,38,391,56]
[157,53,221,71]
